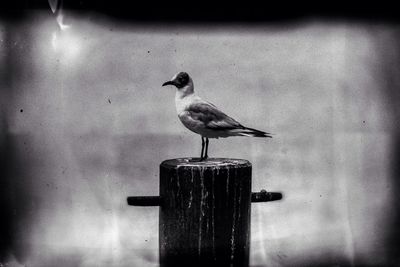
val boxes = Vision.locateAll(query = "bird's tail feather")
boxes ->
[236,127,273,138]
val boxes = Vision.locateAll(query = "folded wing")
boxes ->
[187,101,244,130]
[185,101,272,138]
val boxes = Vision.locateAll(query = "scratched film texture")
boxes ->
[1,12,400,267]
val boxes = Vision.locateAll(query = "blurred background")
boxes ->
[1,3,400,267]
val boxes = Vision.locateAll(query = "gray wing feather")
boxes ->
[187,102,244,130]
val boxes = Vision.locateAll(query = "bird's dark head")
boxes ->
[162,72,190,89]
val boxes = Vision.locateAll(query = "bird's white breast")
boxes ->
[175,93,204,134]
[175,93,197,115]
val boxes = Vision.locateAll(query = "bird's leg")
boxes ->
[200,137,205,160]
[204,138,209,160]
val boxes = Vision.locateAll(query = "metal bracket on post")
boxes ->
[251,189,282,203]
[127,196,161,206]
[127,189,282,206]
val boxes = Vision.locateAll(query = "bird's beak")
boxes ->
[162,81,175,87]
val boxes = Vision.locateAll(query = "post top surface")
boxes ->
[161,158,251,169]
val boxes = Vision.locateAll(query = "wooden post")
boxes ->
[127,158,282,267]
[160,158,251,267]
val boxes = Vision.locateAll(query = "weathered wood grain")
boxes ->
[159,158,252,267]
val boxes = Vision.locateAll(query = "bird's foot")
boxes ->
[200,156,208,161]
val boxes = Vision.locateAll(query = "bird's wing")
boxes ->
[186,101,244,130]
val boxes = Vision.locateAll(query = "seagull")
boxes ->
[162,72,272,160]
